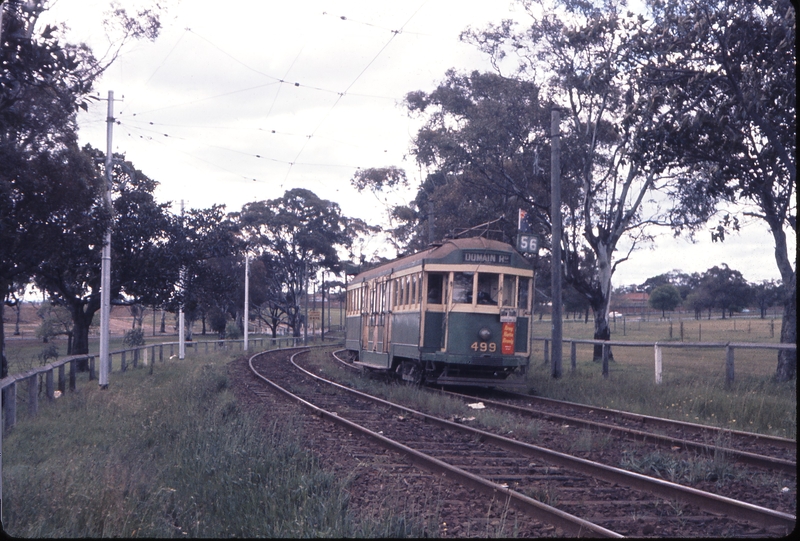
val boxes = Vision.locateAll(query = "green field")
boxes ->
[528,316,796,439]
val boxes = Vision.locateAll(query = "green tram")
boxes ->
[345,237,534,386]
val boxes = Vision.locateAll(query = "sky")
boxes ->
[41,0,793,287]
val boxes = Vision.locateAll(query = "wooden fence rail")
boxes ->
[0,334,328,505]
[0,336,310,432]
[535,337,797,384]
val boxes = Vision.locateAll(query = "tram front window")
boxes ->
[452,272,474,304]
[501,275,516,307]
[427,273,445,304]
[518,278,530,310]
[477,273,498,305]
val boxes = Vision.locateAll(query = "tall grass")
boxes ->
[525,360,796,439]
[1,353,421,537]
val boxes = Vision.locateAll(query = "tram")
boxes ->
[344,236,533,386]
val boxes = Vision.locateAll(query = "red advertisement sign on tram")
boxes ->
[501,322,515,354]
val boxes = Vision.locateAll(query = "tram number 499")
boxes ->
[470,341,497,353]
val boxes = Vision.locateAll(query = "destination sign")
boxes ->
[462,251,512,265]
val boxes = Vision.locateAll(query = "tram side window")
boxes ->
[426,273,445,304]
[477,273,498,305]
[453,272,474,304]
[518,278,531,310]
[501,275,516,307]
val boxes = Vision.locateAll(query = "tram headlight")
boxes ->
[478,327,492,341]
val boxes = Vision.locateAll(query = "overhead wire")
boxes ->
[281,1,430,187]
[106,4,434,200]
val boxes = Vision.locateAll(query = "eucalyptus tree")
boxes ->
[237,189,350,337]
[356,1,711,361]
[34,148,177,359]
[648,284,682,318]
[635,0,796,380]
[1,0,162,376]
[174,204,242,340]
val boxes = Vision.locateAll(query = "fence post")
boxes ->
[4,382,16,431]
[570,341,577,371]
[543,339,550,365]
[69,359,76,391]
[58,364,65,394]
[602,343,609,378]
[28,375,38,416]
[46,369,54,400]
[121,350,127,372]
[725,344,735,385]
[133,349,138,369]
[159,344,164,362]
[205,342,209,353]
[89,356,95,381]
[654,342,662,385]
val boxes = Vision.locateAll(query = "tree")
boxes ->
[455,0,716,361]
[752,280,784,319]
[1,0,162,377]
[637,0,796,379]
[175,205,242,340]
[689,265,752,319]
[648,284,682,318]
[237,189,351,337]
[34,148,178,360]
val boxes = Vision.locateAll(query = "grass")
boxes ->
[2,316,794,536]
[529,316,796,439]
[1,351,424,537]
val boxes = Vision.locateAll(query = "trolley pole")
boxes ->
[550,108,563,379]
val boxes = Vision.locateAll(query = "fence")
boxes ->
[534,337,796,384]
[0,334,324,506]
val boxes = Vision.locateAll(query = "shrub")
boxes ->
[122,328,145,347]
[225,321,242,340]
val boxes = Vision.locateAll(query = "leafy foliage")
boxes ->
[237,189,350,336]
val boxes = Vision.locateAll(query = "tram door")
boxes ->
[363,279,390,353]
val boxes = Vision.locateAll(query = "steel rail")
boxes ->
[437,389,796,474]
[499,390,797,451]
[249,349,621,538]
[322,349,795,533]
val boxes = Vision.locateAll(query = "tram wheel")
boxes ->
[396,360,423,385]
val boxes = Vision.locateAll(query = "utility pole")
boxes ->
[550,108,563,379]
[243,252,249,351]
[99,90,116,389]
[303,263,308,345]
[179,199,185,359]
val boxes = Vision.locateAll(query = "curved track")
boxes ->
[437,388,797,474]
[247,347,795,537]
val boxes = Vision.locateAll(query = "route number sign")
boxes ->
[516,234,539,254]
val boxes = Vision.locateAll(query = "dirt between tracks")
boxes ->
[227,355,554,538]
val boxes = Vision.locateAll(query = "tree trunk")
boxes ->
[775,279,796,381]
[591,244,614,361]
[768,217,796,382]
[1,279,9,379]
[70,303,97,371]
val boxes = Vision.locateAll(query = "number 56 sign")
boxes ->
[516,234,539,254]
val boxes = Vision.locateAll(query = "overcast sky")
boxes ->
[42,0,792,287]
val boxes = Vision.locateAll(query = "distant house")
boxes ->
[610,292,649,316]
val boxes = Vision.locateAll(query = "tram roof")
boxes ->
[350,237,532,283]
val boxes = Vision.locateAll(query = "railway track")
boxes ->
[436,388,797,474]
[248,347,795,537]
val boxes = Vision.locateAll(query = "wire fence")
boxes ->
[534,337,796,384]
